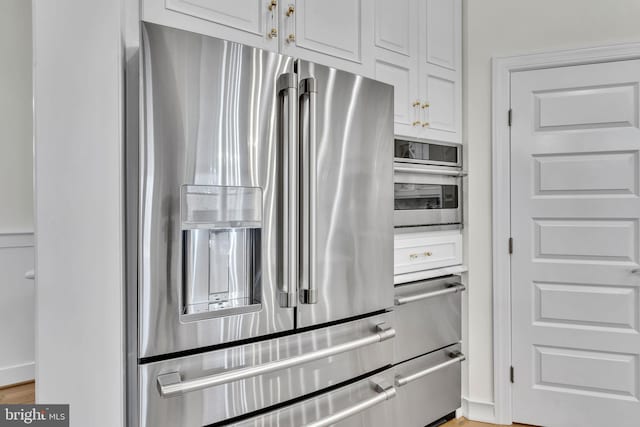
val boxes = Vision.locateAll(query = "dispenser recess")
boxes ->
[181,185,262,320]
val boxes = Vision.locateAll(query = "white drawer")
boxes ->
[394,230,462,277]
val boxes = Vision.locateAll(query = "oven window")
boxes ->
[394,140,458,164]
[394,184,458,210]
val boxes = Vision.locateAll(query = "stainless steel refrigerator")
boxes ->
[130,22,396,427]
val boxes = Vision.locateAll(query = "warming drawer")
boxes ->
[138,313,394,427]
[393,275,463,363]
[394,230,462,278]
[393,343,464,427]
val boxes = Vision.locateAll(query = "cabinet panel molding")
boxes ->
[293,0,362,63]
[374,0,411,56]
[425,73,457,133]
[425,0,458,71]
[166,0,266,35]
[375,59,414,126]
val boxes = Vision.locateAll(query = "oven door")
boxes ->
[393,165,462,227]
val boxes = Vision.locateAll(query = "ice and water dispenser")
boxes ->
[181,185,262,320]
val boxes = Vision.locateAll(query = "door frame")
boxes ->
[491,42,640,425]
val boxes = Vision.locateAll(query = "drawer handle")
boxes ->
[409,251,432,260]
[304,380,397,427]
[157,323,396,397]
[394,351,465,387]
[394,165,467,177]
[394,283,465,305]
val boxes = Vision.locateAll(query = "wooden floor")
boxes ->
[0,381,35,404]
[443,417,533,427]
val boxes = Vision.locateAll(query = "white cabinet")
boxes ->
[394,229,463,278]
[418,0,461,142]
[143,0,374,76]
[142,0,461,138]
[279,0,374,76]
[373,0,419,136]
[374,0,412,56]
[142,0,280,51]
[374,0,461,143]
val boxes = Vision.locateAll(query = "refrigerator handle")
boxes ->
[299,77,318,304]
[277,73,299,308]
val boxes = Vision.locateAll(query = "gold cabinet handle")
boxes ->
[412,100,420,107]
[412,121,421,126]
[421,102,430,109]
[268,0,277,11]
[409,251,433,260]
[268,28,278,38]
[286,5,295,16]
[422,122,430,128]
[287,33,295,43]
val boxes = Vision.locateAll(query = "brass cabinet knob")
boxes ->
[268,0,277,11]
[268,28,278,38]
[287,33,295,43]
[412,121,421,126]
[412,100,420,107]
[421,102,430,109]
[286,5,295,16]
[422,122,430,128]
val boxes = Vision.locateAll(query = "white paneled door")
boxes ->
[511,60,640,427]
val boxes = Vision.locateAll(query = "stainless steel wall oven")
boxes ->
[394,139,463,228]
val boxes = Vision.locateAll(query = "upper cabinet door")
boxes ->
[424,0,458,71]
[373,0,420,137]
[374,0,412,56]
[142,0,280,51]
[280,0,374,76]
[417,0,461,143]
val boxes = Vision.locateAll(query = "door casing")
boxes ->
[491,42,640,425]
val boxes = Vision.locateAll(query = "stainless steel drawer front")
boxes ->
[139,313,394,427]
[393,276,463,363]
[395,282,465,305]
[393,344,464,427]
[395,351,465,386]
[157,323,395,397]
[232,370,397,427]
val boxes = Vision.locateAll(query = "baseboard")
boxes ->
[0,362,35,387]
[462,397,496,424]
[0,232,34,249]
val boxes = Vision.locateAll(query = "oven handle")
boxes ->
[394,283,465,305]
[303,381,397,427]
[395,351,466,387]
[156,323,396,397]
[394,165,467,177]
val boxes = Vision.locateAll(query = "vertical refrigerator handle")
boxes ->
[299,77,318,304]
[277,73,299,308]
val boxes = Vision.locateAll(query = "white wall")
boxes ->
[462,0,640,415]
[0,0,35,388]
[33,0,129,425]
[0,0,33,233]
[0,234,34,387]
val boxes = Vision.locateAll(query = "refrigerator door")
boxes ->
[296,61,394,327]
[139,23,295,358]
